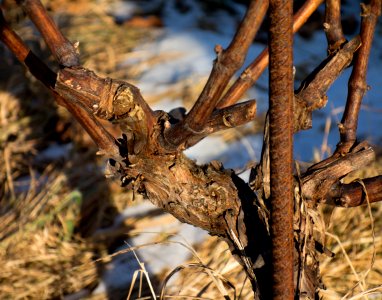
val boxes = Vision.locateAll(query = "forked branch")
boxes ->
[336,0,381,155]
[301,144,376,202]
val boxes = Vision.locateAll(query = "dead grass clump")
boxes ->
[319,203,382,299]
[166,236,253,300]
[0,171,99,299]
[319,156,382,299]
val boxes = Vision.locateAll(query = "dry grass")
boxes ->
[1,0,382,299]
[318,156,382,299]
[163,236,253,300]
[0,174,99,299]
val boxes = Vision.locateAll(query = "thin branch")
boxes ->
[165,0,268,148]
[0,10,118,157]
[56,95,120,158]
[336,0,381,155]
[0,10,56,88]
[268,0,294,298]
[325,175,382,207]
[324,0,346,54]
[217,0,324,108]
[17,0,80,67]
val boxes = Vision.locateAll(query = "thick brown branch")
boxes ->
[1,8,269,287]
[165,0,268,148]
[324,0,346,54]
[268,0,294,298]
[218,0,324,108]
[17,0,80,67]
[301,144,376,202]
[185,100,257,148]
[325,175,382,207]
[336,0,381,155]
[294,36,361,132]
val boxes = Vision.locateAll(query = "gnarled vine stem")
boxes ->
[1,1,382,299]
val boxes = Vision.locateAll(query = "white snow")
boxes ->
[92,201,207,296]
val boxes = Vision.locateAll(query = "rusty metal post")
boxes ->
[268,0,294,299]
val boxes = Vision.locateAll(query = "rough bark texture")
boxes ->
[55,66,271,298]
[38,35,376,299]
